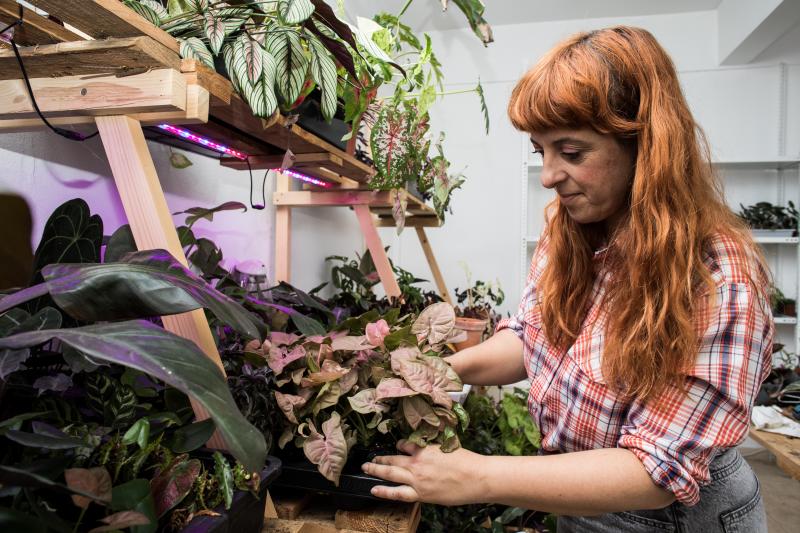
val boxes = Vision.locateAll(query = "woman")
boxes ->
[362,26,773,531]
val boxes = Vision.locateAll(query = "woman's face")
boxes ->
[530,128,635,230]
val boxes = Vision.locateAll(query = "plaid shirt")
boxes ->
[497,233,773,506]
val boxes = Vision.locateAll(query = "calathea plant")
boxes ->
[248,302,468,485]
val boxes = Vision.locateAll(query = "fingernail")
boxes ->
[361,463,369,471]
[370,487,378,495]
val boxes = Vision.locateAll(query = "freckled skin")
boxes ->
[530,128,635,231]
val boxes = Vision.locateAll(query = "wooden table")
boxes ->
[749,427,800,480]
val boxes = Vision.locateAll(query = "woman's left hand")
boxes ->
[362,440,487,505]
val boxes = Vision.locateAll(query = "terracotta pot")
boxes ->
[453,317,489,351]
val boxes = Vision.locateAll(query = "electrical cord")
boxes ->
[246,156,268,210]
[2,9,99,141]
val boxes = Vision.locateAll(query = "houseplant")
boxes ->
[769,284,797,317]
[0,199,278,532]
[737,201,799,237]
[452,266,505,351]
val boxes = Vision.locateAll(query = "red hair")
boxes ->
[508,27,768,401]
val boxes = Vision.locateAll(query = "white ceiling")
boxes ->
[339,1,723,32]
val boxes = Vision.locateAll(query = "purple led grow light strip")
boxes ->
[277,168,333,188]
[157,124,248,160]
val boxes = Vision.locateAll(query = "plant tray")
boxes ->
[181,456,282,533]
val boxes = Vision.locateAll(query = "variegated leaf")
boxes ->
[222,43,241,93]
[307,34,338,121]
[236,33,263,84]
[266,30,309,105]
[303,412,348,485]
[261,50,279,116]
[190,0,209,12]
[125,1,162,26]
[402,396,440,430]
[203,10,225,54]
[348,388,389,414]
[179,37,214,68]
[281,0,314,24]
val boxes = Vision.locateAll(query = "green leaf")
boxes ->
[476,78,490,134]
[122,418,150,449]
[235,33,264,85]
[172,201,247,227]
[0,321,266,473]
[0,465,107,503]
[0,507,48,533]
[2,307,61,335]
[260,50,279,116]
[281,0,314,24]
[124,0,162,26]
[104,225,137,263]
[4,429,84,450]
[169,151,193,169]
[179,37,214,68]
[213,451,234,510]
[0,412,49,436]
[111,479,157,533]
[266,30,309,105]
[168,418,216,453]
[203,9,225,54]
[307,35,338,121]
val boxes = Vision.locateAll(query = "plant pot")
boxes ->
[779,302,797,317]
[296,97,349,151]
[453,317,489,351]
[181,456,282,533]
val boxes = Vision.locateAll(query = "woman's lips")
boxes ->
[558,193,581,205]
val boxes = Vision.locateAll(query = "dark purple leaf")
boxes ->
[150,456,201,517]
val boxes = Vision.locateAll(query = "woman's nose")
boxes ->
[539,158,566,189]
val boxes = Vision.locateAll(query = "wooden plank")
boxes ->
[749,428,800,480]
[0,68,186,119]
[0,0,82,45]
[95,115,226,450]
[185,59,234,105]
[354,205,401,299]
[0,80,209,131]
[275,171,292,284]
[273,492,313,520]
[335,502,421,533]
[26,0,179,53]
[375,216,441,228]
[0,36,181,80]
[416,227,452,305]
[274,190,437,217]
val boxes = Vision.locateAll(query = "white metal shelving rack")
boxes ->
[519,134,800,357]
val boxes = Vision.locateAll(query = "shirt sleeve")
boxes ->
[618,281,773,506]
[495,237,548,338]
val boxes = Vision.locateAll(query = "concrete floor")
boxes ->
[744,449,800,533]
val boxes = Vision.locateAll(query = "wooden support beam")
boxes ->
[26,0,179,53]
[0,0,82,45]
[353,205,401,299]
[0,36,181,80]
[95,115,226,449]
[0,68,187,119]
[274,190,437,216]
[375,215,441,228]
[274,171,292,284]
[415,227,452,305]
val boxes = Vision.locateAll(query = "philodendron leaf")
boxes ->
[303,412,348,486]
[64,467,112,509]
[150,456,201,517]
[0,320,266,472]
[411,302,456,345]
[34,249,264,340]
[168,418,216,453]
[104,225,137,264]
[88,510,151,533]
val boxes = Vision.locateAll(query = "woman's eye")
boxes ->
[562,151,582,161]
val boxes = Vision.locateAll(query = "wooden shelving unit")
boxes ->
[0,2,453,416]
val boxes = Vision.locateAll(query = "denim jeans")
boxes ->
[557,448,767,532]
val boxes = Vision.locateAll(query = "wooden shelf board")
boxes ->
[273,189,437,216]
[0,36,180,80]
[0,0,83,45]
[749,428,800,480]
[375,215,441,228]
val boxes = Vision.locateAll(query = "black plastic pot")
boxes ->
[180,456,282,533]
[271,447,398,510]
[296,95,349,151]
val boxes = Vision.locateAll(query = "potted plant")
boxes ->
[737,201,799,237]
[452,265,505,351]
[769,285,797,317]
[0,199,280,532]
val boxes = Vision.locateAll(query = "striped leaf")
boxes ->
[203,10,225,54]
[244,77,267,118]
[124,1,162,26]
[178,37,214,68]
[218,7,250,37]
[190,0,209,12]
[236,33,263,85]
[222,43,241,93]
[307,35,338,121]
[261,51,279,117]
[280,0,315,24]
[266,30,309,104]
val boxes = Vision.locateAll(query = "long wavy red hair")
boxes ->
[508,26,768,402]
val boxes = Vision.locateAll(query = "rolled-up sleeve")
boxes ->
[618,281,773,506]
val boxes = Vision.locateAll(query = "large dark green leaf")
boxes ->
[1,307,61,336]
[0,321,266,472]
[309,0,357,50]
[31,199,103,282]
[262,303,326,336]
[4,429,85,450]
[104,225,137,264]
[111,479,157,533]
[168,418,216,453]
[35,249,264,340]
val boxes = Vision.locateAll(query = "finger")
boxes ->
[396,439,421,455]
[370,484,419,503]
[361,462,413,485]
[371,454,412,468]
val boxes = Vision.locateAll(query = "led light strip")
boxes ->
[277,168,333,188]
[156,124,248,160]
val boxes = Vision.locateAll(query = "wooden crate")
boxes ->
[264,491,421,533]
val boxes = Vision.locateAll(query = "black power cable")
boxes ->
[2,9,98,141]
[245,157,268,210]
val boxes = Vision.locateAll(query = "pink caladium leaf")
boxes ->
[375,377,417,400]
[303,412,349,486]
[313,381,342,415]
[395,357,454,408]
[64,467,112,509]
[88,510,151,533]
[339,368,359,394]
[331,335,371,351]
[402,395,440,430]
[365,319,391,347]
[390,346,422,375]
[407,422,440,447]
[270,332,300,346]
[274,391,308,424]
[150,456,201,517]
[267,345,306,374]
[420,355,463,391]
[411,302,456,345]
[301,359,349,387]
[348,388,390,414]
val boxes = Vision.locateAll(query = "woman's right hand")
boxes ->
[445,329,527,386]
